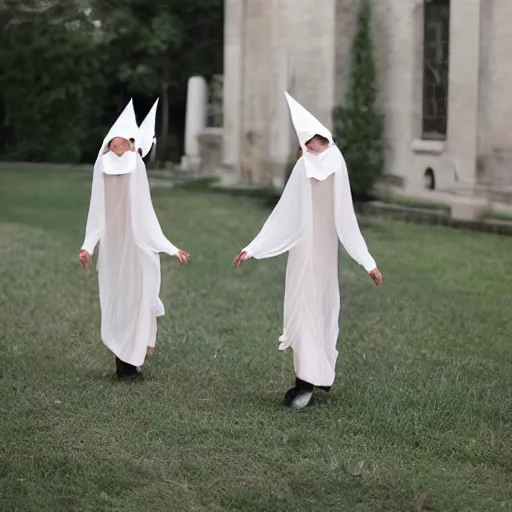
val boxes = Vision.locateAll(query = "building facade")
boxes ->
[219,0,512,214]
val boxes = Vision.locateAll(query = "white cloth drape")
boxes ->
[243,145,375,387]
[82,155,178,366]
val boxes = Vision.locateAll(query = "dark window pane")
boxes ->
[422,0,450,139]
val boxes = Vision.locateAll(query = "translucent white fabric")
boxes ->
[101,149,137,176]
[81,155,178,366]
[138,99,159,158]
[243,146,376,387]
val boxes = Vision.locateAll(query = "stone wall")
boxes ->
[335,0,461,194]
[336,0,512,201]
[222,0,337,186]
[477,0,512,190]
[225,0,421,188]
[198,128,223,176]
[222,0,512,206]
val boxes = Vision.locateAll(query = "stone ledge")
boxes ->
[410,139,445,155]
[209,182,280,200]
[364,201,512,236]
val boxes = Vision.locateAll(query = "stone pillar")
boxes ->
[389,0,416,191]
[447,0,487,218]
[267,2,291,188]
[181,76,207,171]
[268,49,293,189]
[268,0,337,188]
[221,0,245,185]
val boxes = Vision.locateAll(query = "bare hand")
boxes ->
[369,267,383,286]
[79,250,91,269]
[233,251,251,268]
[176,250,190,265]
[147,346,155,356]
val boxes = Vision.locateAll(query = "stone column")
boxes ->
[268,15,293,189]
[447,0,487,218]
[181,76,207,171]
[221,0,245,184]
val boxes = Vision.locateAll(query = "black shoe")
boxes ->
[115,356,123,375]
[284,378,314,410]
[115,356,140,378]
[316,385,331,392]
[284,386,299,406]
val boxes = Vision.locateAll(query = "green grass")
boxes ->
[375,192,450,212]
[0,168,511,511]
[481,211,512,223]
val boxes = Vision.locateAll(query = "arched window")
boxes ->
[422,0,450,140]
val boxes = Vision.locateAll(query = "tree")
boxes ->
[0,0,107,162]
[0,0,224,163]
[91,0,223,162]
[332,0,384,201]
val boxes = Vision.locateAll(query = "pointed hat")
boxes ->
[284,91,332,147]
[99,99,139,158]
[99,99,139,175]
[138,98,159,158]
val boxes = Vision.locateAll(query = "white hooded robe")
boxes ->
[81,101,178,366]
[242,93,376,387]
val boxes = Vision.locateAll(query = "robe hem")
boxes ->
[105,344,146,368]
[295,373,335,388]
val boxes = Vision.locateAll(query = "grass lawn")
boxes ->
[0,168,511,512]
[374,192,450,212]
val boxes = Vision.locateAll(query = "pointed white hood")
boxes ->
[284,91,333,147]
[99,99,139,176]
[138,98,159,158]
[284,91,339,181]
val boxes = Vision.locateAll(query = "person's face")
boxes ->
[109,137,131,157]
[305,136,328,154]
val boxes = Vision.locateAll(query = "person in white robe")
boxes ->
[79,99,190,377]
[234,91,383,409]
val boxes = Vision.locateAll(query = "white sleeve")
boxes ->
[130,158,179,256]
[334,159,376,272]
[81,161,105,255]
[243,160,307,259]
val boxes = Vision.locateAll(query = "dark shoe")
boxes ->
[284,386,300,406]
[284,378,314,410]
[316,385,331,392]
[115,356,140,378]
[290,388,313,410]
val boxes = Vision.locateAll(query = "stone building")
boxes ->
[212,0,512,217]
